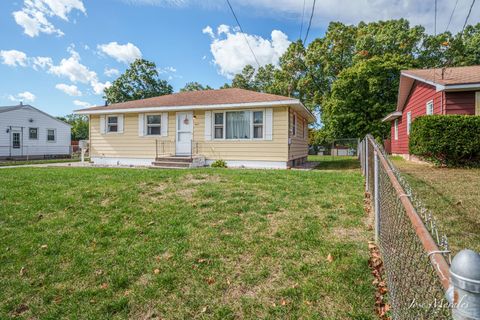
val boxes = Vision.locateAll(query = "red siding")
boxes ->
[391,82,442,154]
[445,91,475,115]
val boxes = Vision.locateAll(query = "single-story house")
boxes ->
[0,103,71,159]
[74,88,316,169]
[383,65,480,157]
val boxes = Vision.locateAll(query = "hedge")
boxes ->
[409,115,480,166]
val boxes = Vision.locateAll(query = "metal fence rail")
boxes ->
[359,135,480,319]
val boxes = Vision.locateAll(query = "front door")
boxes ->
[176,112,193,156]
[11,130,22,156]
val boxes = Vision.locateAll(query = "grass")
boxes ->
[0,165,374,319]
[0,158,81,167]
[308,155,360,170]
[391,158,480,253]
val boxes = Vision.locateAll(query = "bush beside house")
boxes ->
[409,115,480,166]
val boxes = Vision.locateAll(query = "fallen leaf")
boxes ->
[154,268,160,274]
[327,254,334,263]
[200,306,207,313]
[100,283,108,289]
[206,277,215,285]
[40,244,48,249]
[19,267,26,276]
[281,299,287,306]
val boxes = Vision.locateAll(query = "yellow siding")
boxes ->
[90,107,291,162]
[288,109,309,160]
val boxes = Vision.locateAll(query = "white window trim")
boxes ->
[106,114,120,134]
[212,109,266,141]
[144,113,162,136]
[407,111,412,136]
[292,112,297,137]
[394,119,398,140]
[426,100,434,115]
[29,127,38,140]
[46,128,56,143]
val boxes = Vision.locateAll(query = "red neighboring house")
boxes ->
[383,65,480,157]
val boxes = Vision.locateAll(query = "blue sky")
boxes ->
[0,0,478,116]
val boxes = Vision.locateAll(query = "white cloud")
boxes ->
[49,48,109,95]
[97,42,142,64]
[104,67,120,77]
[73,99,92,108]
[205,25,291,78]
[32,56,53,70]
[202,25,214,38]
[9,91,36,103]
[0,50,28,67]
[217,24,229,35]
[55,83,82,96]
[12,0,86,37]
[158,66,177,74]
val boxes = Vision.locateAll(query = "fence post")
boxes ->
[365,139,369,192]
[374,150,380,243]
[448,249,480,319]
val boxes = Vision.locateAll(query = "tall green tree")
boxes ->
[322,54,414,139]
[57,114,89,140]
[104,59,173,104]
[180,82,213,92]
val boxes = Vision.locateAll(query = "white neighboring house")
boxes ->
[0,103,71,159]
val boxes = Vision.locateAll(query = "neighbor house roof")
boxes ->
[0,104,71,127]
[74,88,316,122]
[383,65,480,122]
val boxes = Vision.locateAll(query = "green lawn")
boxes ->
[0,166,374,319]
[391,158,480,254]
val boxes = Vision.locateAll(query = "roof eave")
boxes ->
[382,111,402,122]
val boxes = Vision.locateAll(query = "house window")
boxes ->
[214,113,224,139]
[407,112,412,135]
[292,113,297,136]
[107,116,118,133]
[426,100,434,115]
[253,111,263,139]
[213,110,264,139]
[29,127,38,140]
[12,132,20,148]
[146,115,161,135]
[394,119,398,140]
[47,129,56,142]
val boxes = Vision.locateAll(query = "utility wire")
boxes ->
[299,0,306,40]
[461,0,476,33]
[434,0,437,35]
[445,0,459,32]
[225,0,261,68]
[303,0,317,44]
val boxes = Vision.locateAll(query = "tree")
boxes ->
[321,54,414,139]
[104,59,173,104]
[57,114,89,140]
[230,65,257,90]
[180,82,213,92]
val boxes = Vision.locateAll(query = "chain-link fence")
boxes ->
[359,135,454,319]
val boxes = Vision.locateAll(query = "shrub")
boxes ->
[211,159,227,168]
[409,115,480,166]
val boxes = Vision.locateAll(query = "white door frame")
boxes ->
[11,128,23,157]
[175,111,193,156]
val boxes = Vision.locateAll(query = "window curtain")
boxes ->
[226,111,250,139]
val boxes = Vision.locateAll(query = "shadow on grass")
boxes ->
[308,156,360,170]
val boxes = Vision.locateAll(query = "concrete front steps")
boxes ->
[151,156,193,169]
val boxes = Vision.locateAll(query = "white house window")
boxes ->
[394,119,399,140]
[29,127,38,140]
[213,110,264,139]
[426,100,434,115]
[253,111,264,139]
[407,112,412,135]
[47,129,56,142]
[214,113,224,139]
[146,115,161,135]
[292,113,297,136]
[107,116,118,132]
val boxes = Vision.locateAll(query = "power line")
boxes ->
[434,0,437,35]
[303,0,317,44]
[445,0,459,32]
[461,0,476,33]
[299,0,306,40]
[225,0,260,68]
